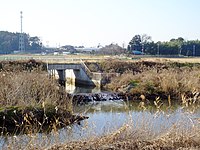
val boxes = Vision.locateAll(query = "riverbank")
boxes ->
[86,60,200,104]
[3,98,199,149]
[49,122,200,150]
[0,59,199,149]
[0,60,86,134]
[0,105,88,134]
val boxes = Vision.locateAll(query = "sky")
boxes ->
[0,0,200,47]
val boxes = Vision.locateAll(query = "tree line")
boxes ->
[1,31,200,56]
[127,34,200,56]
[0,31,42,54]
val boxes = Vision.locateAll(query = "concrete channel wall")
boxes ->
[47,63,102,87]
[0,55,119,87]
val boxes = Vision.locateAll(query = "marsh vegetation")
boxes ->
[0,60,83,135]
[0,59,199,149]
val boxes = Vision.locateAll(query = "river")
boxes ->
[0,85,199,149]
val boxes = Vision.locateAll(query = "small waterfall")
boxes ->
[72,92,126,104]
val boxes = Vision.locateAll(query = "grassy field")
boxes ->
[142,57,200,63]
[0,54,108,63]
[1,54,200,64]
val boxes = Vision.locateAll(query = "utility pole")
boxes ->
[193,45,195,56]
[157,43,160,55]
[179,45,182,56]
[142,44,144,54]
[19,11,25,52]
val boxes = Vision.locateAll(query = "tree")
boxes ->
[141,34,152,44]
[0,31,43,54]
[98,43,125,55]
[128,35,142,52]
[0,31,18,54]
[127,35,200,56]
[128,34,152,54]
[143,42,157,55]
[127,45,131,52]
[28,36,42,51]
[177,37,184,55]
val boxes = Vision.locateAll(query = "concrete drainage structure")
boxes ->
[47,63,102,87]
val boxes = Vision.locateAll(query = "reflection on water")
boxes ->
[65,83,101,94]
[73,101,200,136]
[1,100,199,149]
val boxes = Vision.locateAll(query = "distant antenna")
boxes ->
[19,11,25,52]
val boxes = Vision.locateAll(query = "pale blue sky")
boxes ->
[0,0,200,47]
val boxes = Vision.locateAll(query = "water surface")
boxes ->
[1,99,199,149]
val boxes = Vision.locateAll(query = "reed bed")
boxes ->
[48,123,199,150]
[0,72,59,107]
[0,60,200,149]
[0,60,75,135]
[3,101,199,150]
[48,108,199,150]
[106,67,200,104]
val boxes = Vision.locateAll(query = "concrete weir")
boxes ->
[47,63,102,87]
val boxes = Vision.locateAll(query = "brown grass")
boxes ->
[142,57,200,63]
[0,71,68,107]
[1,59,200,149]
[48,117,200,150]
[106,67,200,103]
[0,60,75,135]
[0,60,71,108]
